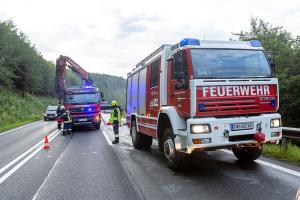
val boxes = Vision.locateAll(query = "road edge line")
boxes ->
[0,120,42,137]
[220,149,300,178]
[0,130,61,185]
[32,130,69,200]
[0,128,59,175]
[102,130,112,146]
[100,126,146,200]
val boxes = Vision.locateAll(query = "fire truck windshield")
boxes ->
[64,93,99,104]
[191,49,272,79]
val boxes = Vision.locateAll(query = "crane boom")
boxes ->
[55,55,93,102]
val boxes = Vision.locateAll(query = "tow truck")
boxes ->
[55,55,102,130]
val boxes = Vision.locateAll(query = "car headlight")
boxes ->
[191,124,211,134]
[271,118,281,128]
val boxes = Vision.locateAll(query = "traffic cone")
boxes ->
[43,135,50,149]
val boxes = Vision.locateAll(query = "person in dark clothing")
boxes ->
[56,103,65,129]
[109,100,121,144]
[61,109,72,135]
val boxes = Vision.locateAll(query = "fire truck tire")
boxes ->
[95,123,100,130]
[163,128,186,171]
[142,134,153,149]
[131,120,144,149]
[232,146,262,161]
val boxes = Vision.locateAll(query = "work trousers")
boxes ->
[63,122,72,132]
[113,121,119,139]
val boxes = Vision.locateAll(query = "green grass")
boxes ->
[0,90,56,132]
[263,143,300,164]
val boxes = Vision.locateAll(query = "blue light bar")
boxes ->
[250,40,262,47]
[180,38,200,47]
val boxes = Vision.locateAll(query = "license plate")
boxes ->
[78,118,87,122]
[230,122,254,131]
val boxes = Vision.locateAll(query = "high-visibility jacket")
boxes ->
[62,112,72,123]
[109,108,121,124]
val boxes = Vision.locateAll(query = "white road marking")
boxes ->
[102,130,112,146]
[0,120,42,137]
[92,151,98,154]
[0,130,61,185]
[32,139,63,200]
[0,129,59,176]
[221,149,300,178]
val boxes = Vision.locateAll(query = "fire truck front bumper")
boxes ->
[72,113,101,126]
[174,113,282,153]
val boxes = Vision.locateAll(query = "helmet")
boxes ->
[59,105,65,110]
[111,100,118,106]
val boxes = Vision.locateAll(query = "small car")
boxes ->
[44,105,58,121]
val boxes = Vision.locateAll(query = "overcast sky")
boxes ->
[1,0,299,78]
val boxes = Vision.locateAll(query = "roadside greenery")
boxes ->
[236,18,300,127]
[0,90,56,132]
[263,143,300,164]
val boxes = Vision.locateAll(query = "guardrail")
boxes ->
[282,127,300,141]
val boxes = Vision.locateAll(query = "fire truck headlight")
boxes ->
[270,118,281,128]
[191,124,211,134]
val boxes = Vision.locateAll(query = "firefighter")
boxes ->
[109,100,121,144]
[62,109,72,135]
[56,103,65,129]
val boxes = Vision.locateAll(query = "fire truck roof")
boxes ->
[171,38,263,51]
[128,38,264,76]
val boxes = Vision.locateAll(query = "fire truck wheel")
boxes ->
[142,134,153,149]
[163,128,186,171]
[131,120,144,149]
[232,146,262,161]
[95,123,100,130]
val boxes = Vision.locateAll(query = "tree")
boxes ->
[236,18,300,126]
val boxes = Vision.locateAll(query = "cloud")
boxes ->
[117,15,158,39]
[0,0,299,78]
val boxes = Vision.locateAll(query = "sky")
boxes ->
[0,0,299,78]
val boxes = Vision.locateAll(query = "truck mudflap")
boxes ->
[174,113,281,153]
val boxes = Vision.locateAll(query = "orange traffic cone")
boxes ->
[43,136,50,149]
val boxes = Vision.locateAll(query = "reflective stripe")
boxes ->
[115,135,119,137]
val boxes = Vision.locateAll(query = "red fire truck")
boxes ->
[126,39,282,170]
[55,55,102,130]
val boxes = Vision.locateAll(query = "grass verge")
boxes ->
[0,119,39,132]
[263,143,300,164]
[0,90,56,133]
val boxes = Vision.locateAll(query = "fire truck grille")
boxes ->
[199,97,259,114]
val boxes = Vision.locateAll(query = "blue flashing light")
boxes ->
[250,40,262,47]
[270,99,276,108]
[180,38,200,47]
[199,103,205,112]
[88,108,92,112]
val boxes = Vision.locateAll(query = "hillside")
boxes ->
[0,19,126,131]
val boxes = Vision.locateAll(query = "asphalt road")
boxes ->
[0,116,300,200]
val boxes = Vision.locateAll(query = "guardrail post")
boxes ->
[281,137,288,149]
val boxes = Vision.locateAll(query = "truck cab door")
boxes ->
[147,58,161,117]
[168,50,190,117]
